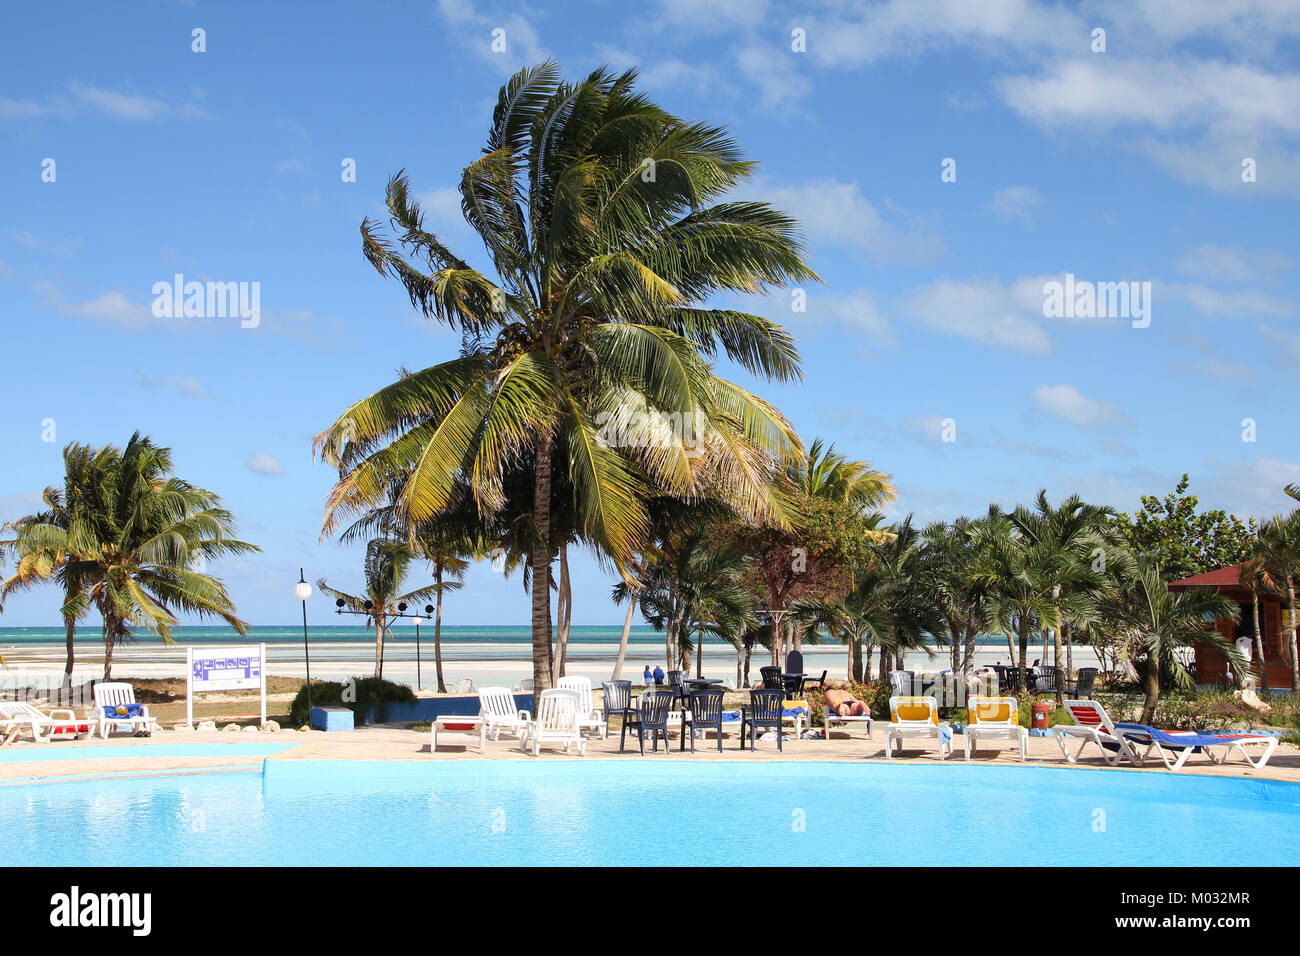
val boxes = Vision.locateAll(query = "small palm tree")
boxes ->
[317,537,438,680]
[7,434,256,680]
[414,526,472,693]
[1238,553,1278,692]
[1,442,114,685]
[1103,558,1240,722]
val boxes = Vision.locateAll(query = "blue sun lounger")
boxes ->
[1114,723,1278,771]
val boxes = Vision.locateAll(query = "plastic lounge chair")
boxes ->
[885,696,951,760]
[519,688,585,756]
[741,688,785,751]
[0,701,98,745]
[557,675,606,738]
[92,682,157,738]
[888,670,915,696]
[600,680,636,739]
[621,691,674,755]
[822,696,873,741]
[477,686,532,741]
[964,695,1027,762]
[1049,699,1141,766]
[687,688,725,752]
[1114,723,1278,771]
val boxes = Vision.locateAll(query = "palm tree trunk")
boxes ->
[1017,618,1029,690]
[1140,654,1161,724]
[851,635,863,682]
[530,435,555,694]
[1064,621,1073,684]
[1053,622,1064,706]
[1252,594,1268,693]
[434,565,447,693]
[1288,578,1299,693]
[695,619,703,678]
[555,543,572,679]
[374,618,384,679]
[613,593,636,680]
[63,613,76,689]
[102,621,115,682]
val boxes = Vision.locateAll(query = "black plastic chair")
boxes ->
[998,666,1023,693]
[801,670,828,691]
[1030,665,1057,694]
[785,649,804,674]
[759,665,783,690]
[667,669,688,706]
[741,688,785,751]
[686,689,725,753]
[1066,667,1097,700]
[621,691,674,755]
[601,680,636,738]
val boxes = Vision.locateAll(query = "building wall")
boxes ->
[1195,600,1292,687]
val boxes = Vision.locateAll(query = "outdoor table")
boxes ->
[431,715,486,755]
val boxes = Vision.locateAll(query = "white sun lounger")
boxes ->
[964,695,1027,762]
[557,675,607,738]
[477,686,531,741]
[519,688,586,756]
[1049,699,1140,766]
[885,696,951,759]
[0,701,98,745]
[1115,723,1279,771]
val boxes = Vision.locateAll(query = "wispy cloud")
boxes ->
[0,82,207,122]
[905,276,1051,353]
[988,185,1043,226]
[135,373,213,400]
[1032,384,1125,430]
[246,452,286,477]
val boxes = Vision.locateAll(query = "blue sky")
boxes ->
[1,0,1298,628]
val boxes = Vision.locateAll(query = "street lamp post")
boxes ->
[293,569,314,722]
[411,613,423,690]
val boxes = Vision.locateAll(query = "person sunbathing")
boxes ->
[823,688,869,717]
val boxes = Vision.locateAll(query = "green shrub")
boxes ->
[289,676,417,727]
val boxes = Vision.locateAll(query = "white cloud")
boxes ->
[1164,282,1294,319]
[753,178,942,262]
[135,373,212,400]
[69,83,167,121]
[734,41,812,107]
[1032,384,1124,430]
[656,0,769,32]
[35,281,154,329]
[807,289,892,343]
[436,0,547,70]
[1176,244,1292,282]
[246,452,286,477]
[988,185,1043,226]
[905,276,1051,352]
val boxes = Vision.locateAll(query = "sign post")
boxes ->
[186,644,267,728]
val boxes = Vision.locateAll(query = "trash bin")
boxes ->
[1031,701,1050,730]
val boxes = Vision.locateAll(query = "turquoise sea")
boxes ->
[0,624,667,647]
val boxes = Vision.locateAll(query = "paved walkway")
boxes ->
[3,722,1297,785]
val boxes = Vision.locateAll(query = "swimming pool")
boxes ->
[3,760,1297,866]
[0,741,301,763]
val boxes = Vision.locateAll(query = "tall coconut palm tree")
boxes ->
[317,537,439,679]
[314,62,816,694]
[12,434,256,680]
[1101,557,1240,722]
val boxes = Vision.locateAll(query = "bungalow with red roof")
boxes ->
[1168,563,1292,688]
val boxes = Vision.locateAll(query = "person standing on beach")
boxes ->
[643,666,653,687]
[653,665,665,685]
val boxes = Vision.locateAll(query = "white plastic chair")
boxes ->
[0,701,98,745]
[93,682,157,738]
[477,686,531,741]
[964,695,1027,762]
[884,696,950,759]
[557,675,607,738]
[456,678,476,694]
[520,688,586,756]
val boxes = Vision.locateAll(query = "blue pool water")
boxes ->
[3,760,1298,866]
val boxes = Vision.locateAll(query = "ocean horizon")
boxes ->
[0,624,672,647]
